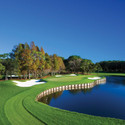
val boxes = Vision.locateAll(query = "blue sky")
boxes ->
[0,0,125,62]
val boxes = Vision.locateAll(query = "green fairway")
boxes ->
[0,73,125,125]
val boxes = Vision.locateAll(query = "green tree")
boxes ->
[99,61,125,73]
[95,63,102,74]
[80,59,93,74]
[38,48,46,77]
[0,53,17,80]
[44,53,52,75]
[0,63,5,79]
[67,55,82,73]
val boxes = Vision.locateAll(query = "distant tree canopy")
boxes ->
[64,55,102,74]
[0,42,125,80]
[98,61,125,73]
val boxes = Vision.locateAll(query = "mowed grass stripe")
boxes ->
[0,80,28,125]
[23,75,125,125]
[24,96,125,125]
[1,74,125,125]
[3,75,95,125]
[5,89,44,125]
[22,98,47,125]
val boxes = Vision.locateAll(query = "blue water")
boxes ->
[40,76,125,120]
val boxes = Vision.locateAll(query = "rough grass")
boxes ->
[0,73,125,125]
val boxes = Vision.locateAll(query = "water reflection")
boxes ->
[37,78,106,104]
[37,77,125,120]
[69,88,93,95]
[39,89,95,104]
[39,91,63,104]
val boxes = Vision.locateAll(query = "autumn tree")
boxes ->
[21,43,33,79]
[13,43,25,78]
[41,47,45,56]
[49,54,66,75]
[57,57,65,73]
[30,41,36,51]
[8,41,66,79]
[52,54,59,72]
[30,43,41,78]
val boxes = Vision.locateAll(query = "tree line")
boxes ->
[0,42,124,80]
[98,61,125,73]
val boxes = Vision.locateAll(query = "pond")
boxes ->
[39,76,125,120]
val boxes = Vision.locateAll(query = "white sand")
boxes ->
[55,75,62,77]
[69,74,77,76]
[88,77,101,80]
[56,74,77,77]
[13,79,46,87]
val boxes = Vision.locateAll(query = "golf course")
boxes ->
[1,0,125,124]
[0,73,125,125]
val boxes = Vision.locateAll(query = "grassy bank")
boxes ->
[0,73,125,125]
[93,73,125,77]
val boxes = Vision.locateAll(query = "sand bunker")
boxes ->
[13,79,46,87]
[88,77,101,80]
[55,75,62,77]
[69,74,77,76]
